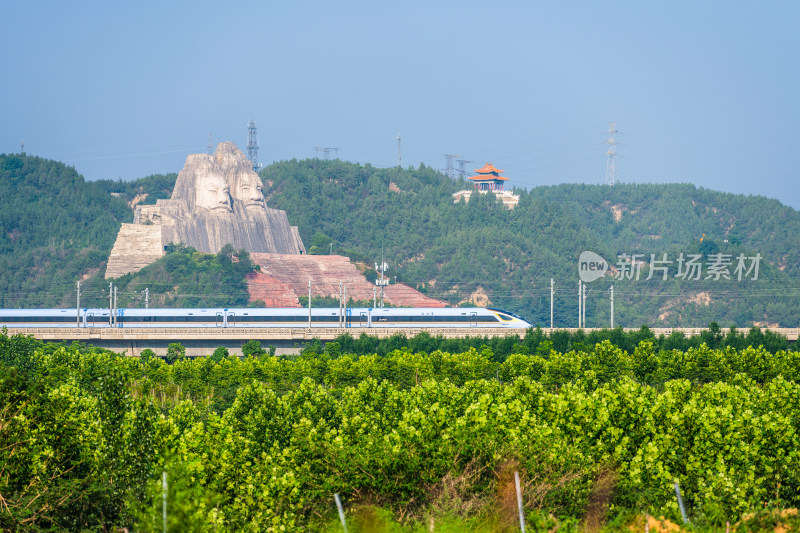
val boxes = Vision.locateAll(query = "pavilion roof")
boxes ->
[474,162,504,174]
[469,174,509,181]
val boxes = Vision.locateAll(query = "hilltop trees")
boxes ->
[3,151,800,328]
[264,159,800,327]
[0,154,130,308]
[110,244,259,308]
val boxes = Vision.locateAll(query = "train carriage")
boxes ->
[0,307,532,329]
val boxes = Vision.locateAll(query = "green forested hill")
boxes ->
[108,244,259,308]
[264,159,800,327]
[94,172,178,206]
[0,154,131,307]
[2,153,799,327]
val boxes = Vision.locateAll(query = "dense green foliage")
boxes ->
[330,323,793,359]
[94,173,177,207]
[102,245,259,308]
[2,329,800,531]
[265,159,800,327]
[0,159,180,309]
[0,154,130,308]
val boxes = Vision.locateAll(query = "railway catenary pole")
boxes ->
[550,278,554,329]
[582,283,587,328]
[76,281,80,327]
[582,282,586,327]
[145,287,149,309]
[308,279,312,328]
[109,283,113,326]
[113,286,118,327]
[610,285,614,328]
[578,280,582,329]
[343,286,347,327]
[380,248,385,308]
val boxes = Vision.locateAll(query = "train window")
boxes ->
[123,315,213,323]
[1,316,76,322]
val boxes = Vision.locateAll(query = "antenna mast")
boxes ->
[396,133,402,167]
[605,122,618,185]
[247,119,261,172]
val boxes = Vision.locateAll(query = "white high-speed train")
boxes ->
[0,307,532,329]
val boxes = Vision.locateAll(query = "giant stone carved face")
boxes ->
[195,170,232,213]
[231,168,265,210]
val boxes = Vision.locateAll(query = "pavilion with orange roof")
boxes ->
[452,161,520,209]
[468,162,509,191]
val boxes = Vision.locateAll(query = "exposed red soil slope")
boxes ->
[247,254,447,308]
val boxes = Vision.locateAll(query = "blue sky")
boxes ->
[2,1,799,207]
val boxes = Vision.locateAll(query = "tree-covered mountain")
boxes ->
[94,172,178,207]
[264,159,800,327]
[0,154,131,307]
[2,152,798,327]
[0,154,185,308]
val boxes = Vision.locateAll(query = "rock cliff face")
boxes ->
[105,224,165,279]
[105,143,306,278]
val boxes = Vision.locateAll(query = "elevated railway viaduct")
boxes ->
[10,327,799,357]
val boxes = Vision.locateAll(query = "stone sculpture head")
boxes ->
[194,165,232,213]
[213,142,266,211]
[230,168,265,211]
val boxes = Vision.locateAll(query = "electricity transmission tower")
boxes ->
[605,122,619,185]
[443,154,460,178]
[314,147,339,159]
[456,159,472,179]
[247,120,261,172]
